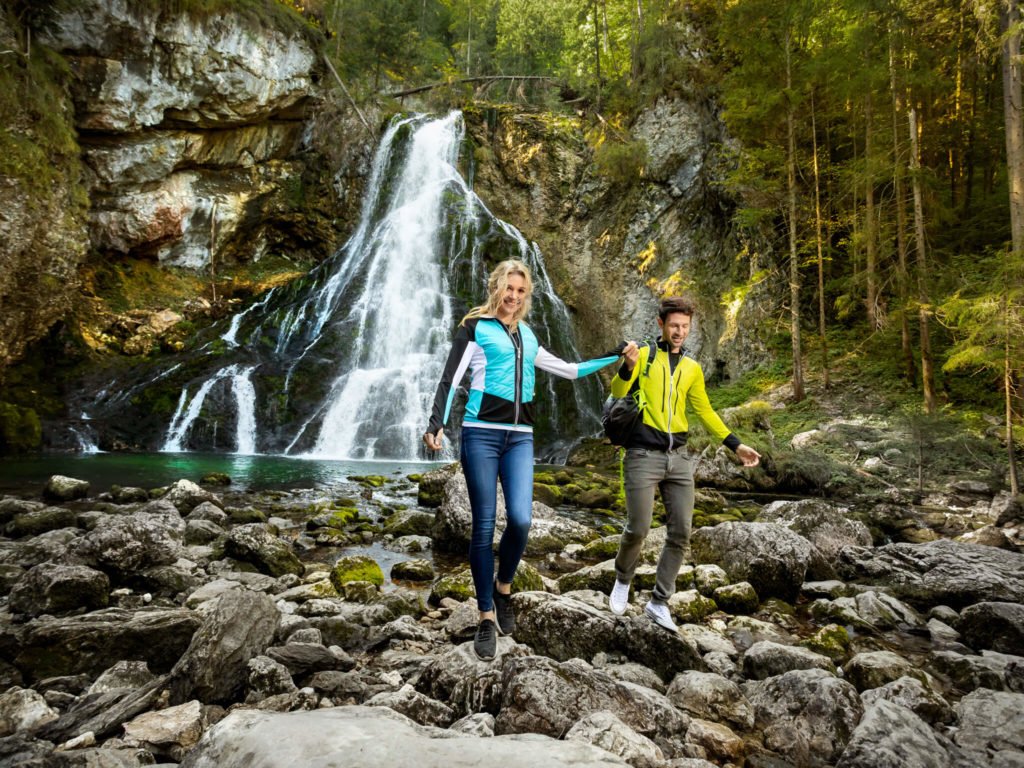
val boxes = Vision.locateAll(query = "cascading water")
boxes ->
[85,112,605,461]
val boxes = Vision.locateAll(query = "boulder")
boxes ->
[160,480,221,514]
[836,540,1024,609]
[496,655,689,742]
[265,643,344,677]
[565,710,665,768]
[744,668,864,766]
[843,651,929,692]
[88,660,157,695]
[512,591,705,681]
[6,506,78,538]
[43,475,90,502]
[177,706,630,767]
[758,499,872,570]
[859,676,953,726]
[957,602,1024,654]
[11,608,200,681]
[952,688,1024,758]
[8,563,110,617]
[246,655,299,702]
[713,582,759,614]
[741,641,835,680]
[0,686,58,736]
[691,522,814,601]
[6,528,79,567]
[224,524,303,578]
[418,638,528,716]
[391,559,434,582]
[365,683,456,728]
[665,670,754,731]
[835,699,963,768]
[164,590,279,705]
[330,555,384,589]
[64,514,182,578]
[684,717,745,764]
[122,699,205,760]
[928,650,1016,694]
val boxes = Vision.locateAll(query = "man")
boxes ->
[608,297,761,631]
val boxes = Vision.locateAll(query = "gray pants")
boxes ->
[614,446,694,604]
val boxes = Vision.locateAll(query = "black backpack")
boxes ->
[601,341,657,447]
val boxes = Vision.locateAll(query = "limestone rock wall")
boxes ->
[465,90,778,378]
[36,0,322,270]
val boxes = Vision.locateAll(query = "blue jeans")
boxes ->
[460,427,534,612]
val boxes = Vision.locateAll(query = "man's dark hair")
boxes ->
[658,296,695,321]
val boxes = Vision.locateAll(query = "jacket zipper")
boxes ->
[505,323,522,424]
[665,350,674,451]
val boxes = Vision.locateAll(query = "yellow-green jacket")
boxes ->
[610,341,740,452]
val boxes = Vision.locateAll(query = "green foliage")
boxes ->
[592,137,648,187]
[0,13,82,204]
[0,402,42,452]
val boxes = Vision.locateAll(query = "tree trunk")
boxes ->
[865,94,880,330]
[1006,295,1020,495]
[1002,0,1024,254]
[1001,0,1023,495]
[593,0,602,113]
[466,3,473,76]
[908,107,936,414]
[890,33,915,384]
[786,30,805,402]
[811,90,829,389]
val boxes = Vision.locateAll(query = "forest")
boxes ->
[290,0,1024,491]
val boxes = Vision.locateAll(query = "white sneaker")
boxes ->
[644,600,678,632]
[609,580,630,615]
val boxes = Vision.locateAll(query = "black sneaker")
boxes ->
[474,618,497,661]
[493,583,515,635]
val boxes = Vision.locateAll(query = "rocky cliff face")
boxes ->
[1,1,374,380]
[465,95,777,378]
[36,0,322,270]
[0,8,89,372]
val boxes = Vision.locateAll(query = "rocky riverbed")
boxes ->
[0,452,1022,768]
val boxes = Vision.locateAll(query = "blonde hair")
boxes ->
[462,259,533,330]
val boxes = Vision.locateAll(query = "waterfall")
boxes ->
[91,111,604,460]
[232,366,258,454]
[162,364,259,453]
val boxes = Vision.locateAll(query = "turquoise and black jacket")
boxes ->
[428,316,622,434]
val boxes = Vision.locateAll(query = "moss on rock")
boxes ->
[330,555,384,591]
[430,567,475,604]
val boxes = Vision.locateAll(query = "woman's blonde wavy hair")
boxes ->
[462,259,533,330]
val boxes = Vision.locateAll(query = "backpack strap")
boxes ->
[642,341,657,378]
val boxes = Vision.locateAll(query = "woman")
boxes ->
[424,259,622,661]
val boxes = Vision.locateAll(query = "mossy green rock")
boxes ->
[330,555,384,590]
[667,589,718,623]
[800,623,851,664]
[382,511,435,538]
[228,507,268,524]
[533,483,562,507]
[579,536,621,561]
[326,508,359,529]
[0,402,41,452]
[430,567,475,604]
[713,581,760,615]
[350,475,387,488]
[391,559,434,582]
[199,472,231,486]
[7,507,77,537]
[342,580,379,602]
[511,560,544,593]
[577,488,616,509]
